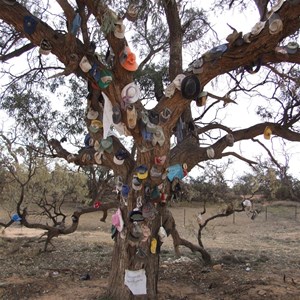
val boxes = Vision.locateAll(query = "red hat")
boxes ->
[119,46,138,71]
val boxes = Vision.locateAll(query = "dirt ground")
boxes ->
[0,202,300,300]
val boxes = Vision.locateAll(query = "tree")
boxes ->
[1,0,300,299]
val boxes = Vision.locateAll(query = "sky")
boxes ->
[1,0,299,182]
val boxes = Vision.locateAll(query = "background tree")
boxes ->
[1,0,300,299]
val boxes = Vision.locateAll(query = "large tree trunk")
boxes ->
[108,236,160,300]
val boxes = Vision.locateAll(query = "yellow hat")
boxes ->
[264,126,272,140]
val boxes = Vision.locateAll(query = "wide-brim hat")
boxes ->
[130,210,144,222]
[119,46,138,71]
[80,56,92,73]
[251,21,266,36]
[121,82,140,104]
[173,74,186,90]
[181,75,201,100]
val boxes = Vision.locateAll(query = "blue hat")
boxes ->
[71,12,81,35]
[23,16,38,35]
[11,213,22,222]
[84,133,91,148]
[121,184,130,198]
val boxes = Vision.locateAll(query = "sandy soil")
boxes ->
[0,203,300,299]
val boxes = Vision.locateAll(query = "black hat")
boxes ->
[181,75,201,100]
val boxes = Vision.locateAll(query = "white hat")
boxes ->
[79,56,92,73]
[206,147,215,159]
[251,21,266,36]
[87,108,99,120]
[114,20,126,39]
[173,74,186,90]
[164,82,176,98]
[121,82,140,104]
[269,14,283,35]
[271,0,285,13]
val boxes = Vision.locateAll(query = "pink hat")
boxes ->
[112,208,124,232]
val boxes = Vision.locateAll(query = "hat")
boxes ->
[142,202,157,220]
[243,33,251,43]
[203,44,228,61]
[196,91,208,107]
[264,126,272,140]
[251,21,266,36]
[150,186,160,200]
[286,42,299,54]
[275,46,288,56]
[148,110,159,125]
[191,58,204,74]
[11,213,22,222]
[244,58,262,74]
[114,20,126,39]
[89,63,101,82]
[129,209,144,222]
[154,155,166,165]
[100,136,113,153]
[158,226,167,242]
[152,127,165,147]
[270,0,285,13]
[140,110,149,125]
[113,148,128,165]
[269,13,283,35]
[150,165,162,178]
[94,151,103,164]
[79,56,92,73]
[226,29,243,45]
[136,165,148,180]
[207,147,215,158]
[173,74,186,90]
[93,201,102,208]
[126,4,139,21]
[71,12,81,35]
[39,39,52,55]
[141,128,153,141]
[89,119,103,133]
[132,175,143,190]
[226,133,235,146]
[87,108,99,120]
[164,82,176,98]
[167,164,184,181]
[84,133,90,148]
[126,104,137,129]
[150,238,157,254]
[160,108,172,123]
[98,69,113,89]
[181,75,201,100]
[23,16,38,35]
[111,225,118,239]
[112,105,122,124]
[121,184,130,198]
[112,208,124,232]
[119,46,138,71]
[146,121,157,133]
[121,82,140,104]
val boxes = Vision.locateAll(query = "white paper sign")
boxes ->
[124,269,147,295]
